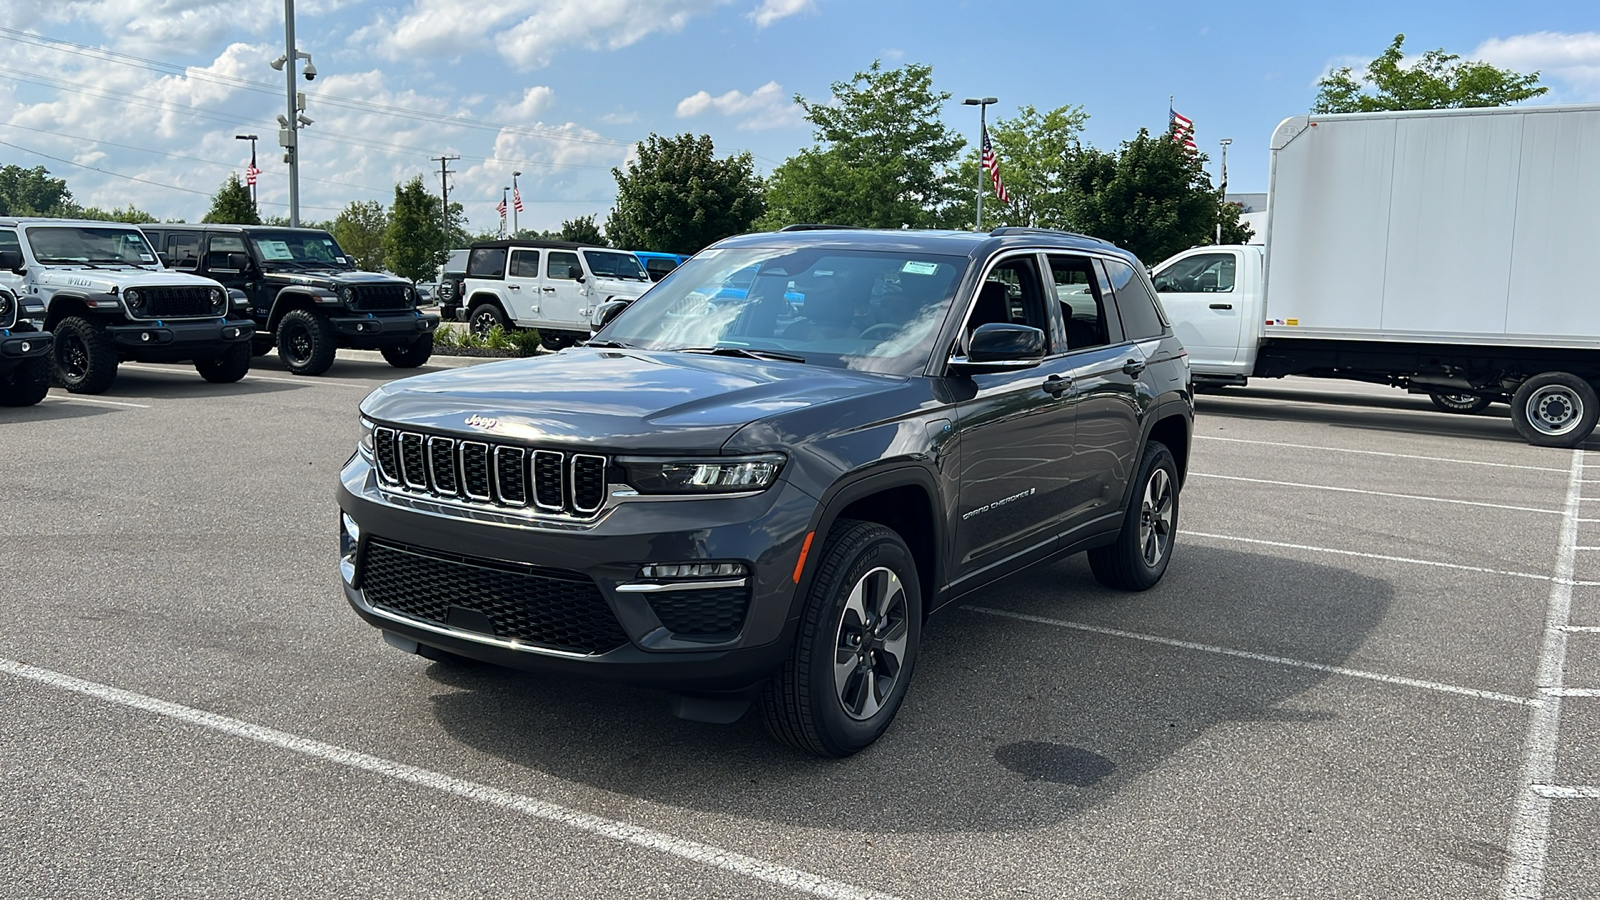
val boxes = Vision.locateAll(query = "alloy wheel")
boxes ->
[1138,467,1175,568]
[833,566,910,721]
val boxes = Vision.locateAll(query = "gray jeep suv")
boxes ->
[338,226,1193,756]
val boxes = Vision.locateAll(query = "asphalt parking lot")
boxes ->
[2,355,1597,899]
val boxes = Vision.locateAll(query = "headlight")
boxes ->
[210,287,226,311]
[617,453,785,494]
[358,416,375,455]
[340,287,354,303]
[123,289,142,312]
[0,292,12,321]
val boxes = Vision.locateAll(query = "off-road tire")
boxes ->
[0,357,50,407]
[275,309,338,376]
[1511,372,1600,448]
[1088,441,1180,591]
[760,519,922,757]
[194,341,252,384]
[541,332,575,351]
[381,334,434,368]
[51,316,119,394]
[467,303,506,338]
[1429,392,1493,415]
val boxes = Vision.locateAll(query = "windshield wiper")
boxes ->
[676,346,807,364]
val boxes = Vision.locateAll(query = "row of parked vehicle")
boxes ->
[0,217,441,405]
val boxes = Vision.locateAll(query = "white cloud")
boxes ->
[39,0,280,54]
[491,86,555,121]
[366,0,729,70]
[1475,32,1600,100]
[749,0,814,29]
[675,80,800,130]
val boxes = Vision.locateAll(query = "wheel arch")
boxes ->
[799,464,946,621]
[465,292,509,318]
[42,294,94,329]
[266,290,320,332]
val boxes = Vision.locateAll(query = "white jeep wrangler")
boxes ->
[458,240,653,350]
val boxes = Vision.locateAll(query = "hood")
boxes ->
[592,276,651,301]
[359,347,905,452]
[263,269,404,288]
[35,267,222,292]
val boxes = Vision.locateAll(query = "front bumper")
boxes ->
[107,318,253,352]
[330,310,439,348]
[0,328,52,365]
[336,452,817,691]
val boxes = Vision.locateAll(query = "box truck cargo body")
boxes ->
[1153,104,1600,446]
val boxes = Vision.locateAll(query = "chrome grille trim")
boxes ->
[399,433,429,489]
[427,436,458,496]
[532,450,565,511]
[460,441,492,501]
[570,454,607,514]
[373,427,401,484]
[494,445,528,508]
[369,426,606,520]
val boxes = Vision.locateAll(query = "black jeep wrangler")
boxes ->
[338,227,1193,756]
[0,285,52,407]
[142,225,439,376]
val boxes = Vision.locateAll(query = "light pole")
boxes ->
[234,134,258,206]
[962,96,998,231]
[512,170,521,236]
[269,0,316,227]
[1217,138,1233,243]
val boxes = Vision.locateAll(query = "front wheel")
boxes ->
[381,334,434,368]
[0,357,50,407]
[1511,372,1600,448]
[194,341,252,384]
[1429,392,1493,415]
[275,309,338,376]
[760,520,921,757]
[51,316,119,394]
[1088,441,1180,591]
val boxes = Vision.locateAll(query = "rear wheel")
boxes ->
[194,341,252,384]
[1429,392,1493,415]
[275,309,337,376]
[1511,372,1599,448]
[1088,442,1180,591]
[467,303,506,338]
[51,316,119,394]
[0,357,50,407]
[760,520,921,757]
[381,334,434,368]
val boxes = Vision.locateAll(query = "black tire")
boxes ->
[542,333,574,351]
[1088,441,1180,591]
[467,303,506,338]
[760,520,922,757]
[1511,372,1600,448]
[1429,392,1493,415]
[51,316,119,394]
[381,334,434,368]
[0,357,50,407]
[275,309,338,376]
[194,341,252,384]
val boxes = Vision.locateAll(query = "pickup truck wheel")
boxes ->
[541,333,574,351]
[51,316,119,394]
[381,334,434,368]
[1511,373,1600,448]
[193,341,252,384]
[760,520,922,757]
[467,303,506,338]
[0,357,50,407]
[1088,442,1180,591]
[275,309,337,376]
[1429,392,1493,414]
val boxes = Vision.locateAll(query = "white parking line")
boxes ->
[1194,435,1567,473]
[1501,449,1584,900]
[1533,785,1600,800]
[964,606,1534,707]
[118,362,367,389]
[1563,626,1600,633]
[46,395,150,409]
[1546,688,1600,698]
[0,657,899,900]
[1185,531,1555,583]
[1192,472,1560,516]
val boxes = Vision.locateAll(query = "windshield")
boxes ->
[585,250,649,281]
[247,230,353,269]
[26,226,158,266]
[595,247,968,376]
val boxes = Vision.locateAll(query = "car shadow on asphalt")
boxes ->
[1198,395,1525,444]
[0,398,117,422]
[421,544,1391,834]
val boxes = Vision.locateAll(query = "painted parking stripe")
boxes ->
[1191,472,1560,516]
[1185,531,1555,583]
[1501,449,1584,900]
[1533,785,1600,800]
[1194,435,1567,473]
[964,606,1533,707]
[0,657,900,900]
[46,395,150,409]
[118,363,367,389]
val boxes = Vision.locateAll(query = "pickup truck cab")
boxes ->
[460,240,653,350]
[1151,245,1262,381]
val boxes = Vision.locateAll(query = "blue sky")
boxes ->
[2,0,1597,234]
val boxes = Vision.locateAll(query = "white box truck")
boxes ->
[1153,103,1600,447]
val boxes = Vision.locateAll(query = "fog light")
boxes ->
[638,562,747,580]
[19,341,29,352]
[141,332,152,342]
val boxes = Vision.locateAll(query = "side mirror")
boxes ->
[226,252,252,272]
[0,248,22,272]
[950,323,1046,373]
[573,271,586,284]
[590,299,631,332]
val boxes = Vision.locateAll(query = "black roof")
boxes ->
[143,224,334,235]
[467,239,616,251]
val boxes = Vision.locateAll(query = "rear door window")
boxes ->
[508,249,540,278]
[1046,255,1115,350]
[467,247,507,279]
[1100,258,1168,340]
[166,233,201,270]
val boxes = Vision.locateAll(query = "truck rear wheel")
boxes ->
[1511,373,1599,448]
[1429,393,1493,415]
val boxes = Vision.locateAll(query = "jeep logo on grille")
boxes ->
[464,414,499,430]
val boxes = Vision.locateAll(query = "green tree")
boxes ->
[950,103,1090,230]
[1217,202,1255,245]
[557,214,606,245]
[1314,34,1547,113]
[384,176,445,282]
[331,200,388,271]
[0,164,72,216]
[1068,129,1222,264]
[201,173,260,224]
[605,133,765,254]
[760,61,966,230]
[72,205,157,224]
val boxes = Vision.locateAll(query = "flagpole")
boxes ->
[511,171,521,236]
[962,96,998,231]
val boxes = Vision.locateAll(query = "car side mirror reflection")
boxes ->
[590,299,630,332]
[950,323,1046,373]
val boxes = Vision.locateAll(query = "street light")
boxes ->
[271,0,317,227]
[1217,138,1233,243]
[512,170,522,236]
[962,97,999,231]
[235,134,258,206]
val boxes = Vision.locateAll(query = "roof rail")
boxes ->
[778,223,856,232]
[988,226,1112,245]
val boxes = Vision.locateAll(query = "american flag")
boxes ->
[245,147,260,187]
[1170,107,1197,153]
[513,184,523,213]
[496,196,507,218]
[980,125,1010,204]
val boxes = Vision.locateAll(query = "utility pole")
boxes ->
[962,96,998,231]
[432,155,459,263]
[1217,138,1233,244]
[272,0,316,227]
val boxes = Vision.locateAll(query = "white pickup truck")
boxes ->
[457,240,653,350]
[1154,103,1600,447]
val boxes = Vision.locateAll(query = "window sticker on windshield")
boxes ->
[697,249,721,258]
[258,240,295,260]
[902,261,940,276]
[335,257,347,264]
[139,253,155,262]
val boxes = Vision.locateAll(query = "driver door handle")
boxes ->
[1209,303,1232,310]
[542,287,556,293]
[508,284,521,290]
[1122,358,1146,377]
[1043,374,1073,396]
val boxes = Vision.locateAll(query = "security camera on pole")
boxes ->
[269,0,317,228]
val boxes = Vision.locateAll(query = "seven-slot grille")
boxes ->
[373,425,607,517]
[350,284,412,311]
[141,286,217,318]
